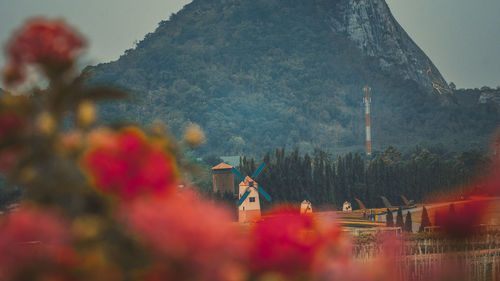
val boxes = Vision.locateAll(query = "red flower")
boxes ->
[122,191,247,281]
[4,18,85,83]
[0,207,75,280]
[0,110,26,140]
[83,128,177,200]
[249,208,341,277]
[436,200,487,239]
[0,111,28,173]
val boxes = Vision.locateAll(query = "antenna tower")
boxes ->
[363,86,372,156]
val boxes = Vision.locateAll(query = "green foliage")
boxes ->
[202,154,223,167]
[386,208,394,227]
[230,145,491,210]
[396,207,404,229]
[404,211,413,232]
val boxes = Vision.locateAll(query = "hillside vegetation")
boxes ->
[89,0,500,157]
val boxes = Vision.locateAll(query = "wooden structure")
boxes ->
[212,163,234,193]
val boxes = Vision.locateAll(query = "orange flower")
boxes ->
[83,128,177,200]
[122,191,247,281]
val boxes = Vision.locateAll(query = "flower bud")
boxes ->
[36,111,56,135]
[78,100,96,127]
[183,124,205,146]
[72,216,101,239]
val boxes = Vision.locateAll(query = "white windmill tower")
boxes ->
[300,200,313,214]
[232,163,272,223]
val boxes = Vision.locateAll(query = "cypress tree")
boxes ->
[419,206,431,232]
[386,208,394,227]
[404,211,413,232]
[396,207,404,229]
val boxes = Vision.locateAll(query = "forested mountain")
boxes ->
[89,0,500,156]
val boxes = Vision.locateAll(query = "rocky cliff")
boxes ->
[325,0,450,95]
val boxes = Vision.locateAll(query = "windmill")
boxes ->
[231,163,271,223]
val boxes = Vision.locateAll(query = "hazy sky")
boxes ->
[0,0,499,89]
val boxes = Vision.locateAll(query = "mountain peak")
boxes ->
[324,0,450,95]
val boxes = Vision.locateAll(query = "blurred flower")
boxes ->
[77,100,96,128]
[36,111,56,135]
[249,208,341,278]
[82,128,177,200]
[59,130,83,154]
[86,127,116,148]
[71,216,101,240]
[0,110,26,140]
[3,18,85,84]
[0,147,25,173]
[122,191,247,281]
[183,124,205,146]
[437,200,486,239]
[0,206,75,280]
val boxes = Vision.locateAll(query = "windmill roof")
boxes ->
[212,163,233,170]
[239,176,256,186]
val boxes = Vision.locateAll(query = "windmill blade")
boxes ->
[231,167,246,183]
[238,189,251,206]
[380,196,393,208]
[354,198,366,210]
[400,195,410,206]
[252,163,265,179]
[257,186,272,201]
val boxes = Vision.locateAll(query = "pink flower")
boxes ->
[122,191,247,281]
[249,208,342,278]
[0,207,75,280]
[83,128,177,200]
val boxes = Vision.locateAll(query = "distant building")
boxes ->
[238,176,262,223]
[300,200,313,214]
[212,163,235,194]
[343,201,352,212]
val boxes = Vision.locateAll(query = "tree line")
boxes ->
[229,146,491,210]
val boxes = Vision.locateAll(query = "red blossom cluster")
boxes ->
[3,18,85,84]
[123,191,247,281]
[0,111,26,140]
[0,207,75,280]
[250,209,328,276]
[82,128,177,200]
